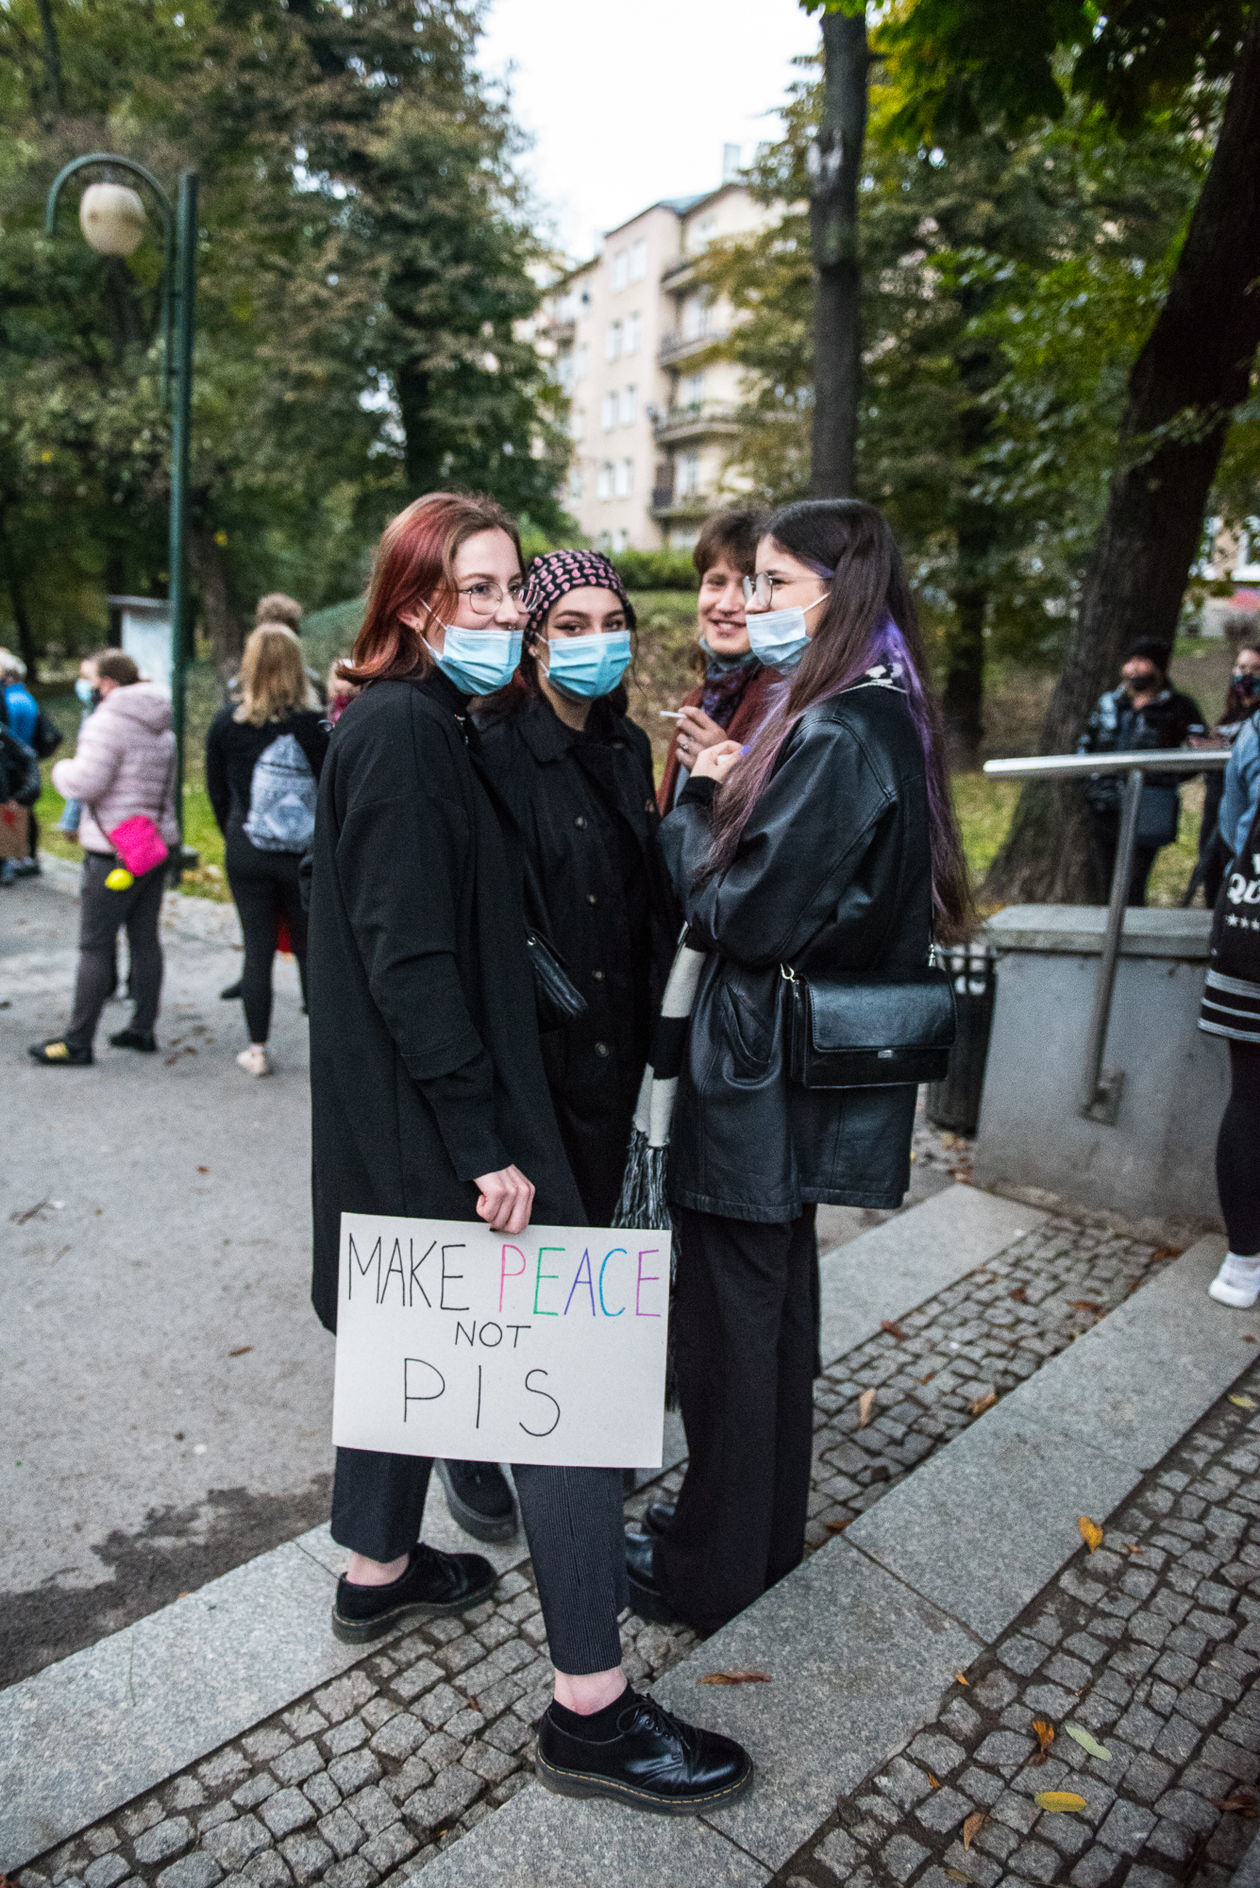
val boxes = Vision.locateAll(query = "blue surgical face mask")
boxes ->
[545,630,632,701]
[425,623,522,697]
[745,594,828,672]
[75,677,98,708]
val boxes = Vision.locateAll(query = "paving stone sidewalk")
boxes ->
[13,1203,1178,1888]
[779,1359,1260,1888]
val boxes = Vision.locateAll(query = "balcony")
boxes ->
[652,401,740,446]
[658,326,729,367]
[543,314,576,344]
[660,254,701,292]
[650,486,712,523]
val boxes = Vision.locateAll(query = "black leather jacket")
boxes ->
[659,680,932,1221]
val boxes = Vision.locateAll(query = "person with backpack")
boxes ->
[0,646,61,878]
[206,624,328,1076]
[30,650,177,1064]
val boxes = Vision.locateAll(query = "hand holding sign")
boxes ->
[473,1165,535,1235]
[333,1213,671,1469]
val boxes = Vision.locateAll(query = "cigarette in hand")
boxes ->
[658,710,683,720]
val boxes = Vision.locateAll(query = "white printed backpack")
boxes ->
[244,732,317,852]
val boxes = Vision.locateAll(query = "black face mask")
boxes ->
[1233,670,1260,702]
[1126,670,1160,696]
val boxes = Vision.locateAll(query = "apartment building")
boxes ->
[540,160,775,552]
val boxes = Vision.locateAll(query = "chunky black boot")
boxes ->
[642,1499,677,1538]
[536,1689,753,1815]
[109,1028,157,1052]
[625,1528,681,1626]
[331,1543,496,1644]
[436,1459,518,1543]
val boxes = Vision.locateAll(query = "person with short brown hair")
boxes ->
[657,506,776,812]
[254,591,303,631]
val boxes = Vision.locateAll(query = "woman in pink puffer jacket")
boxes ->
[31,649,178,1066]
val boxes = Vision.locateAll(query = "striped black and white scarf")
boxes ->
[612,934,707,1231]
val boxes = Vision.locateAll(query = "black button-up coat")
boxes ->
[306,670,584,1332]
[477,693,678,1224]
[659,682,932,1222]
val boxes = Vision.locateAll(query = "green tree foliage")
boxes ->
[0,0,563,675]
[701,68,1205,758]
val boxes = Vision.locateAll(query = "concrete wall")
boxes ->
[973,906,1229,1227]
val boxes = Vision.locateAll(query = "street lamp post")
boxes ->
[45,155,199,846]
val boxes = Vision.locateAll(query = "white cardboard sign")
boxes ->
[332,1212,671,1469]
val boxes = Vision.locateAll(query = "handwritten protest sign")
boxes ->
[332,1213,671,1468]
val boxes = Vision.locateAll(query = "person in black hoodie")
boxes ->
[305,491,751,1817]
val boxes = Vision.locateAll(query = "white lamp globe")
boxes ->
[78,182,148,258]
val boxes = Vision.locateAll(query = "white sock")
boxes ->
[1224,1251,1260,1273]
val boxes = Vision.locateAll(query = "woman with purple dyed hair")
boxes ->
[625,498,972,1635]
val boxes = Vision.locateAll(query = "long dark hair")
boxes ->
[708,499,973,941]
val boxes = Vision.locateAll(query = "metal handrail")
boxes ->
[982,748,1230,1124]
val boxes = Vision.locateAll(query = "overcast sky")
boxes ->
[478,0,821,261]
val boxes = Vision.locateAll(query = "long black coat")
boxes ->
[659,680,932,1222]
[477,693,678,1224]
[306,670,585,1333]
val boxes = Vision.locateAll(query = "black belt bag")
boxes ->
[781,962,956,1089]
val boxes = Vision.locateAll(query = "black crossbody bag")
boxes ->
[780,959,956,1089]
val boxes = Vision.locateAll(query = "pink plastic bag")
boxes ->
[108,815,169,878]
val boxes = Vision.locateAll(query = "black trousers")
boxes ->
[656,1205,817,1634]
[1218,1041,1260,1257]
[225,838,308,1044]
[331,1449,626,1676]
[1087,810,1159,907]
[67,852,164,1048]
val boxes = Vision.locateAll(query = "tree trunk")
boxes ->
[985,16,1260,904]
[943,581,986,769]
[0,504,39,683]
[188,526,243,679]
[396,362,442,494]
[809,5,869,499]
[33,0,64,119]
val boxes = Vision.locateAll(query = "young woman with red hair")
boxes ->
[305,492,751,1815]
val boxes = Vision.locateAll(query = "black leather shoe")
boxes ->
[536,1690,753,1815]
[643,1499,677,1538]
[625,1528,680,1626]
[331,1543,496,1644]
[436,1459,519,1543]
[28,1038,93,1066]
[109,1028,157,1053]
[220,979,243,1001]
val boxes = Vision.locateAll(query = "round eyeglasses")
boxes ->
[458,580,525,617]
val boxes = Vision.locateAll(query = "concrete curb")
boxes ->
[0,1185,1034,1868]
[414,1233,1251,1885]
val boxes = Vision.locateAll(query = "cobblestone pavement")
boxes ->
[17,1206,1176,1888]
[779,1359,1260,1888]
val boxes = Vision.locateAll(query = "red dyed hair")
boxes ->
[341,492,524,686]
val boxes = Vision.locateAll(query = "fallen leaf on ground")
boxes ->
[1035,1792,1087,1813]
[1031,1719,1055,1763]
[699,1671,771,1685]
[1244,1335,1257,1344]
[1009,1286,1029,1303]
[196,1165,210,1174]
[824,1518,853,1535]
[880,1319,908,1341]
[1123,1543,1144,1556]
[962,1810,987,1850]
[920,1371,937,1385]
[946,1871,973,1883]
[1229,1394,1257,1410]
[1079,1516,1104,1553]
[970,1391,998,1417]
[1211,1793,1257,1816]
[1064,1724,1112,1762]
[1069,1300,1106,1316]
[954,1671,970,1686]
[1148,1245,1183,1263]
[929,1773,942,1788]
[228,1345,253,1357]
[857,1388,876,1429]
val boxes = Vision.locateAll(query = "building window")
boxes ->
[605,322,621,362]
[681,294,710,341]
[612,249,628,292]
[568,468,584,500]
[601,391,617,431]
[690,215,718,253]
[613,527,630,552]
[623,311,641,355]
[620,384,636,427]
[629,239,647,282]
[681,371,705,409]
[615,458,633,499]
[678,449,700,496]
[597,462,613,501]
[570,408,585,442]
